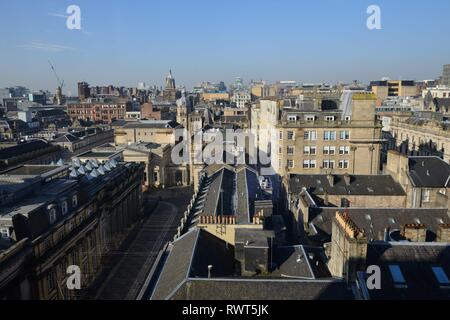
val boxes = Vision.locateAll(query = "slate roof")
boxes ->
[193,164,272,223]
[0,140,51,160]
[121,120,180,129]
[150,228,353,300]
[289,174,406,196]
[365,243,450,300]
[408,156,450,188]
[309,207,450,243]
[175,278,353,300]
[53,134,79,143]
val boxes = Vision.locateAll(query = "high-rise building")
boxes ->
[77,82,90,101]
[442,64,450,86]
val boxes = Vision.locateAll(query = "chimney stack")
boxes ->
[437,224,450,243]
[402,224,427,242]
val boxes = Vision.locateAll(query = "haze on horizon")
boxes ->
[1,0,450,94]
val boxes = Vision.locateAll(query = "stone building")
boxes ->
[386,150,450,208]
[0,160,143,299]
[327,210,450,299]
[122,142,189,187]
[251,92,382,177]
[162,70,179,102]
[286,173,407,226]
[113,119,182,146]
[388,115,450,162]
[0,139,62,172]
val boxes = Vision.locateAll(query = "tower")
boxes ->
[176,93,188,128]
[165,70,176,89]
[163,70,177,101]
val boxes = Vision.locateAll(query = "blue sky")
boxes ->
[1,0,450,94]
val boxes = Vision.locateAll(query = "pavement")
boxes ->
[88,186,193,300]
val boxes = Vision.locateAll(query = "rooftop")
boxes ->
[408,156,450,188]
[365,243,450,300]
[309,207,450,243]
[150,228,353,300]
[289,174,406,197]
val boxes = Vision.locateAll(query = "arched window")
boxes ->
[72,195,78,208]
[61,201,68,215]
[49,208,57,224]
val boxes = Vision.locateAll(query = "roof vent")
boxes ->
[326,173,335,187]
[208,265,213,278]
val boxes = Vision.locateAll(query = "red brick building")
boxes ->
[67,100,131,123]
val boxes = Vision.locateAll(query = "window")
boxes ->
[304,131,317,141]
[339,146,350,155]
[324,131,336,141]
[287,115,297,122]
[344,116,351,122]
[72,195,78,208]
[49,208,57,224]
[61,201,68,215]
[287,131,294,140]
[323,160,335,169]
[388,265,407,288]
[432,267,450,287]
[47,271,56,292]
[0,228,9,239]
[325,116,335,122]
[339,160,349,169]
[422,189,431,203]
[303,160,316,169]
[305,115,315,122]
[323,146,336,155]
[71,250,78,265]
[279,131,283,140]
[304,146,317,155]
[287,146,295,155]
[287,160,294,169]
[340,130,350,140]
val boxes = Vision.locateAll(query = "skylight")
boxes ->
[388,265,407,288]
[432,267,450,286]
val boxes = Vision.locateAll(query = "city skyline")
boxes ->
[2,0,450,93]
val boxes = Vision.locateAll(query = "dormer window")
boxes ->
[287,115,297,122]
[72,195,78,208]
[305,115,315,122]
[0,227,10,239]
[325,116,335,122]
[49,208,57,224]
[61,201,68,215]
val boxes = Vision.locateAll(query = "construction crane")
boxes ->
[48,60,65,92]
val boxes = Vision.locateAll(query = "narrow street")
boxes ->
[90,187,193,300]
